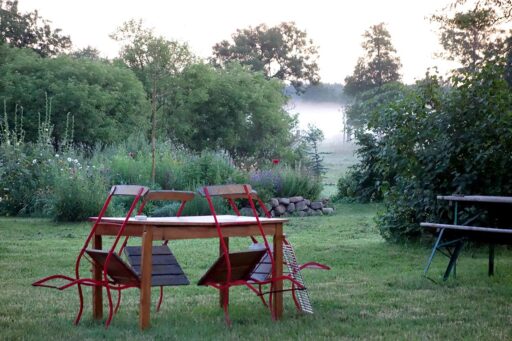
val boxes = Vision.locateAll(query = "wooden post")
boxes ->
[92,234,102,320]
[273,224,284,319]
[220,237,229,308]
[140,225,153,330]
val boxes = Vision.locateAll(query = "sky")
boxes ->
[19,0,457,84]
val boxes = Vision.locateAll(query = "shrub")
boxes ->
[249,166,322,201]
[340,61,512,242]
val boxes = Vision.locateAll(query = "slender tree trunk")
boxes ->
[151,80,157,185]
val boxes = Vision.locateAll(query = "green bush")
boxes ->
[249,166,322,201]
[339,61,512,242]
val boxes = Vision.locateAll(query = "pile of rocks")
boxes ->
[267,196,334,217]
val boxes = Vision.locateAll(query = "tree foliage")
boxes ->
[304,124,326,178]
[165,62,297,167]
[344,23,401,97]
[0,45,150,145]
[0,0,71,57]
[337,61,512,242]
[110,19,196,182]
[431,0,511,72]
[211,22,320,93]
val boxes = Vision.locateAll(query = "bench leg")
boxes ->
[443,240,464,281]
[424,228,445,276]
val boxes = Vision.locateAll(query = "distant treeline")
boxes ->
[286,83,350,104]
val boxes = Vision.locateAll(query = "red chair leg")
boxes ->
[157,286,164,312]
[74,284,84,325]
[114,290,122,315]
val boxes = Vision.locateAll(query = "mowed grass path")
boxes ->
[2,204,512,340]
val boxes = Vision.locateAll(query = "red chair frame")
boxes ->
[32,185,149,327]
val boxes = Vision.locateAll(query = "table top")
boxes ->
[89,215,288,227]
[437,195,512,204]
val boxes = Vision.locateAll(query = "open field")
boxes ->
[319,141,358,197]
[2,204,512,340]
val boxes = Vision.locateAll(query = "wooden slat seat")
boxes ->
[124,245,189,286]
[85,249,140,286]
[86,245,189,287]
[198,250,267,285]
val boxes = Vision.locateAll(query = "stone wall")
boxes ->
[267,196,334,217]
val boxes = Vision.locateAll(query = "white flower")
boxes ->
[67,157,72,162]
[32,159,37,164]
[55,154,59,158]
[74,159,79,164]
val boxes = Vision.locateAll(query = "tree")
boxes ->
[69,46,101,60]
[304,124,326,179]
[110,19,196,183]
[344,23,401,96]
[431,0,511,72]
[211,22,320,93]
[0,45,150,145]
[165,63,297,167]
[0,0,71,57]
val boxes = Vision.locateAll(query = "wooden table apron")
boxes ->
[90,216,286,330]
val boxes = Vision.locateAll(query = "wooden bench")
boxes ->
[421,195,512,280]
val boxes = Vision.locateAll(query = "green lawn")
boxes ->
[319,141,358,197]
[2,204,512,340]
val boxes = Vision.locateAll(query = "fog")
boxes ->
[286,99,346,143]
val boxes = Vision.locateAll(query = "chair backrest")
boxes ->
[197,184,252,197]
[143,190,195,203]
[76,185,149,286]
[198,184,275,286]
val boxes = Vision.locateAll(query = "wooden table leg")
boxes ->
[273,224,284,320]
[92,234,103,320]
[140,225,153,330]
[220,237,229,308]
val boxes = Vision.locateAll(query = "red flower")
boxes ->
[272,159,280,165]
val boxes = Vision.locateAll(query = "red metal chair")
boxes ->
[32,187,195,327]
[197,184,306,325]
[32,185,149,327]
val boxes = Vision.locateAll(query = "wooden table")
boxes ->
[421,195,512,280]
[89,215,287,329]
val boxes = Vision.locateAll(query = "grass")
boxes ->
[2,203,512,340]
[319,141,358,197]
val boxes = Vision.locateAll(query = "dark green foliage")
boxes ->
[211,22,320,93]
[0,45,150,145]
[0,0,71,57]
[338,61,512,242]
[345,82,409,129]
[344,23,401,97]
[249,167,322,202]
[431,0,510,73]
[304,124,327,179]
[166,63,297,167]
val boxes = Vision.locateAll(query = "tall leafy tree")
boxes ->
[166,63,296,167]
[431,0,511,72]
[0,45,150,145]
[344,23,401,96]
[0,0,71,57]
[211,22,320,93]
[111,19,196,183]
